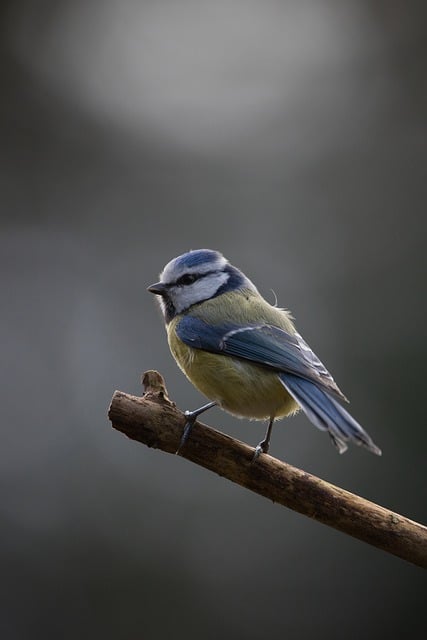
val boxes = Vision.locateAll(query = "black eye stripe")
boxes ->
[175,270,217,286]
[176,273,198,286]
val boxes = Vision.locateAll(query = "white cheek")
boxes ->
[194,273,229,299]
[173,273,229,312]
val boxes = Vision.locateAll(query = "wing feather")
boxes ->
[176,316,381,455]
[176,316,346,400]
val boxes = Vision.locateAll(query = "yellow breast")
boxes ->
[166,291,299,421]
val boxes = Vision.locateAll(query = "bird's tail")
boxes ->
[279,374,381,455]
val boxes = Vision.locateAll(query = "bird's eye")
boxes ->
[177,273,198,286]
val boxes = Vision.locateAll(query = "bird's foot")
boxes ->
[176,401,217,455]
[252,439,270,462]
[176,412,197,455]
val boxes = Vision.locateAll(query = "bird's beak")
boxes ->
[147,282,168,296]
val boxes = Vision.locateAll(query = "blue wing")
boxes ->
[176,316,381,455]
[176,316,345,400]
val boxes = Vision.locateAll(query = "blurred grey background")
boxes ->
[1,1,426,638]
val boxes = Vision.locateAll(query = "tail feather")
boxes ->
[279,374,381,455]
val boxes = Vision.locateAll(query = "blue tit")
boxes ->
[148,249,381,459]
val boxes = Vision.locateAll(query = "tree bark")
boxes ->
[108,371,427,569]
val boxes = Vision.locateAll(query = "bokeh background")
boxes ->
[1,1,426,638]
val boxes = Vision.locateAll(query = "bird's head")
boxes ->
[148,249,256,322]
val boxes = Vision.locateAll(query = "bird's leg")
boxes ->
[253,417,275,461]
[176,401,217,454]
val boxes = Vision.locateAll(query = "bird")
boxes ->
[148,249,381,459]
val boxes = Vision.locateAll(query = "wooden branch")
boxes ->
[108,371,427,569]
